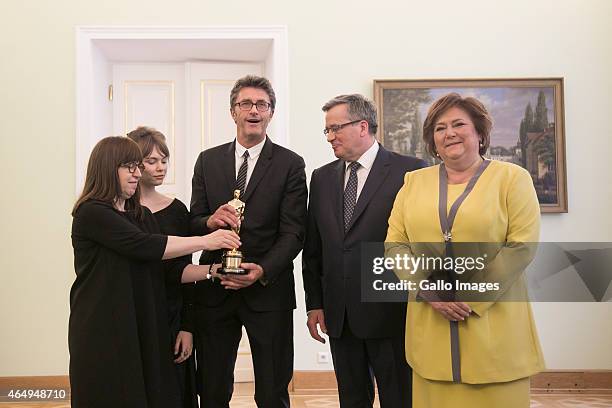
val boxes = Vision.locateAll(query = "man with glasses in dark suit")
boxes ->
[190,75,307,407]
[303,94,425,407]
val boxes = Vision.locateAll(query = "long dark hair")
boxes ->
[72,136,144,218]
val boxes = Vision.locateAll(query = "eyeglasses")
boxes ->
[120,161,145,174]
[323,119,363,136]
[234,100,272,112]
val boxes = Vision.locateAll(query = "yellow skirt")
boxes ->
[413,372,531,408]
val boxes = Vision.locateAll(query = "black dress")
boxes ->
[153,198,198,408]
[69,200,184,408]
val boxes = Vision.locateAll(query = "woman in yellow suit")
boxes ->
[385,93,545,408]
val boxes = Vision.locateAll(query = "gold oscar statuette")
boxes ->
[219,190,247,275]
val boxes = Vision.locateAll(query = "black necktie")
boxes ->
[343,161,360,231]
[235,150,249,197]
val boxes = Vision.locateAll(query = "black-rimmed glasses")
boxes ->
[120,161,145,174]
[323,119,363,136]
[234,100,271,112]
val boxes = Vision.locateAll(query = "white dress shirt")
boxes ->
[235,137,266,189]
[343,141,379,200]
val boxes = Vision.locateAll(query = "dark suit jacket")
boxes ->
[302,144,426,339]
[190,137,307,312]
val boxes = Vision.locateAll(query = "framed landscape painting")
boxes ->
[373,78,567,213]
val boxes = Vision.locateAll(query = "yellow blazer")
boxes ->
[385,160,545,384]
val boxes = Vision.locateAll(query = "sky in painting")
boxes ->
[418,87,555,148]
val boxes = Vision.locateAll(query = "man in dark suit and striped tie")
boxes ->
[190,75,307,407]
[303,94,425,407]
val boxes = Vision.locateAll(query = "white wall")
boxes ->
[1,0,611,375]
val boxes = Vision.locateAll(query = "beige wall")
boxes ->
[1,0,611,375]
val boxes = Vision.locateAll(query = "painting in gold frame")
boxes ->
[373,78,567,213]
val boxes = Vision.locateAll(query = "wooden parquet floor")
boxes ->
[1,382,611,407]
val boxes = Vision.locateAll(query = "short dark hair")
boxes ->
[230,75,276,112]
[321,94,378,136]
[127,126,170,158]
[73,136,143,217]
[422,92,492,157]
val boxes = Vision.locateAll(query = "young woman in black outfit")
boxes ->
[70,136,239,408]
[127,127,208,408]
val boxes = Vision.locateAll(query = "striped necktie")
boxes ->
[235,150,249,197]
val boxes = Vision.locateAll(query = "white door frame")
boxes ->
[75,25,289,195]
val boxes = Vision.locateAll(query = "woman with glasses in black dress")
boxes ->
[70,136,240,408]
